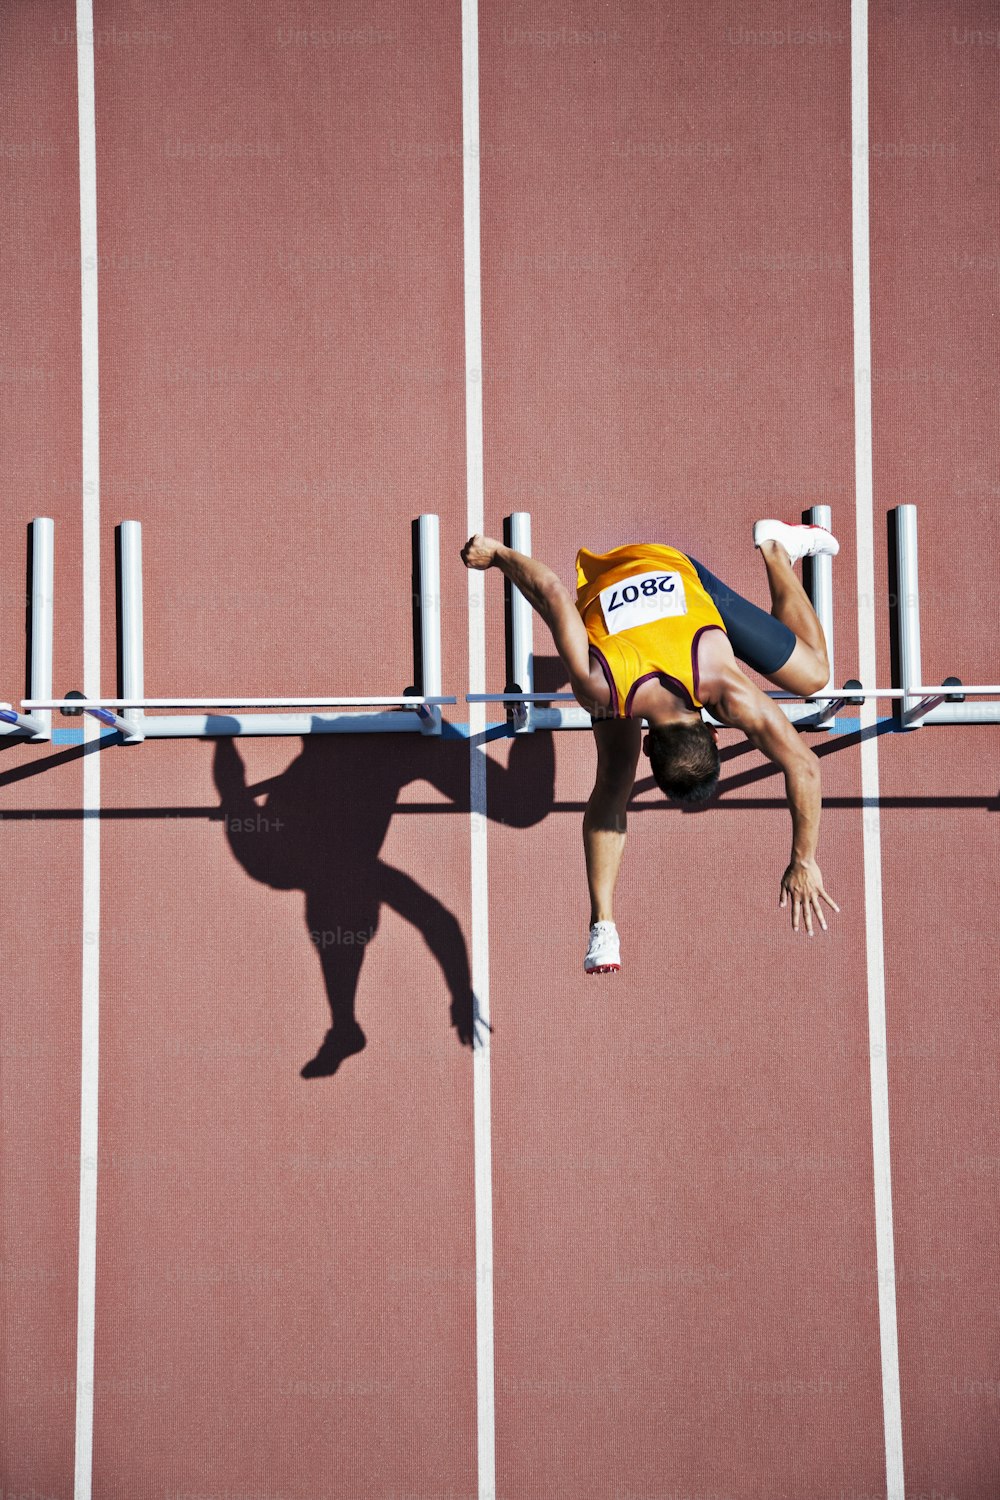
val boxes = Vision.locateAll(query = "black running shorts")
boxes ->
[686,556,796,676]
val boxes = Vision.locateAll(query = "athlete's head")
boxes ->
[643,720,720,807]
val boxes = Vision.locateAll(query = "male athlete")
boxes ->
[461,519,841,972]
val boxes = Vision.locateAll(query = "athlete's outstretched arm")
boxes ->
[461,534,609,712]
[584,718,642,924]
[710,668,840,936]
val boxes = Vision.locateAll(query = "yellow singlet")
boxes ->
[575,543,727,716]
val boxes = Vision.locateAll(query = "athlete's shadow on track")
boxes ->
[212,727,554,1080]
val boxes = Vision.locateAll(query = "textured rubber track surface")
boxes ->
[1,2,998,1498]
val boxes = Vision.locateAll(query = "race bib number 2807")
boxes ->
[599,570,688,635]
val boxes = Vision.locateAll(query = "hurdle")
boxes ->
[24,514,454,740]
[889,503,1000,729]
[476,507,841,732]
[0,517,54,742]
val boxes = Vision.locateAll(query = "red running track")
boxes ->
[1,2,997,1498]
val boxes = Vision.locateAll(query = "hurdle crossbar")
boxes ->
[469,689,1000,701]
[27,696,457,709]
[466,695,865,730]
[25,696,457,741]
[468,686,1000,724]
[1,517,54,741]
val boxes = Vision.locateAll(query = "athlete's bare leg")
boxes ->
[584,719,642,923]
[757,540,830,697]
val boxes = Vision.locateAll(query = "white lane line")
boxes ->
[75,3,102,1497]
[850,3,905,1496]
[461,2,496,1496]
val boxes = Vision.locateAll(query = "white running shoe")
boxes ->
[753,518,840,562]
[584,920,621,975]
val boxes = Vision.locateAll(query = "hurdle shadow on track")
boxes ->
[212,723,555,1081]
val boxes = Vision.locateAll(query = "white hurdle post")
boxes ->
[416,513,443,735]
[894,504,928,729]
[505,511,534,732]
[805,504,836,730]
[1,518,54,741]
[119,520,145,743]
[27,517,54,741]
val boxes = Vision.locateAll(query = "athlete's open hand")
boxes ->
[461,534,500,570]
[779,857,840,936]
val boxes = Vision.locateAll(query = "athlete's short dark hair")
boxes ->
[646,721,720,807]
